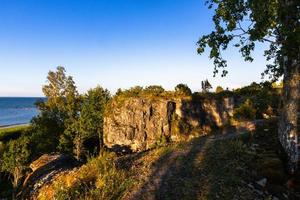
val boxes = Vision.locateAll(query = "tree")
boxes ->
[1,136,30,199]
[233,99,257,120]
[201,79,212,93]
[144,85,165,95]
[197,0,299,173]
[32,66,80,156]
[115,88,123,96]
[216,86,224,93]
[58,75,80,156]
[75,86,111,158]
[175,84,192,96]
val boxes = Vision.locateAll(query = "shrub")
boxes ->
[215,86,224,93]
[1,135,31,198]
[175,84,192,96]
[0,125,29,141]
[39,152,133,200]
[144,85,165,96]
[233,99,256,120]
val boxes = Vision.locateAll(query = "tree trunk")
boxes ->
[99,132,104,156]
[12,167,22,200]
[278,0,300,174]
[279,61,300,173]
[74,135,83,161]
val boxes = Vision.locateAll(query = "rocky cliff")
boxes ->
[104,96,235,152]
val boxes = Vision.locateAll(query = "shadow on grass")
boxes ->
[127,119,296,200]
[129,136,213,200]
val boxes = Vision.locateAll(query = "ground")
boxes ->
[36,119,300,200]
[118,119,299,200]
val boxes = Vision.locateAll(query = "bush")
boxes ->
[233,99,257,120]
[39,152,133,200]
[175,84,192,96]
[215,86,224,93]
[144,85,165,96]
[0,125,29,141]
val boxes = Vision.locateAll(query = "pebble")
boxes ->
[247,183,254,189]
[256,178,267,187]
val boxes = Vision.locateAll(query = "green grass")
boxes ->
[0,125,29,141]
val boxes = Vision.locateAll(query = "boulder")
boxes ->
[20,153,78,199]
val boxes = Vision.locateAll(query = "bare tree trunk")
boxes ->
[74,135,83,161]
[12,167,22,200]
[279,61,300,173]
[278,0,300,174]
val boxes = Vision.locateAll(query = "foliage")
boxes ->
[39,152,133,200]
[1,136,30,194]
[24,67,111,160]
[144,85,165,96]
[75,86,111,159]
[272,80,283,89]
[58,70,80,156]
[118,86,144,97]
[29,112,64,159]
[0,125,29,141]
[234,81,280,118]
[29,66,79,157]
[197,0,300,81]
[201,79,212,92]
[215,86,224,93]
[175,83,192,96]
[233,99,257,120]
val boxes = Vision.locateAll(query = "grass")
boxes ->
[0,124,29,141]
[37,152,134,200]
[120,119,294,200]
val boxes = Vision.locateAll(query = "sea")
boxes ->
[0,97,42,126]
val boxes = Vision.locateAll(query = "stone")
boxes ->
[256,178,267,187]
[20,153,78,199]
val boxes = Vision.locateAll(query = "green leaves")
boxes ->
[197,0,295,81]
[1,136,31,189]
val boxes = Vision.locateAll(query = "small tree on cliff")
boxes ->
[144,85,165,96]
[216,86,224,93]
[197,0,300,172]
[175,84,192,96]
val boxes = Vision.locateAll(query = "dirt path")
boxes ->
[123,119,297,200]
[125,131,250,200]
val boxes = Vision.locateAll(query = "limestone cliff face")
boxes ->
[104,96,234,152]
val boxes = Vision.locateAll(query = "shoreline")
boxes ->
[0,123,30,129]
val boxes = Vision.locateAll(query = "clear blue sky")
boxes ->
[0,0,268,97]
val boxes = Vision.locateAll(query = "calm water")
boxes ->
[0,97,42,126]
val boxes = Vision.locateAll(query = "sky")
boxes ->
[0,0,270,97]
